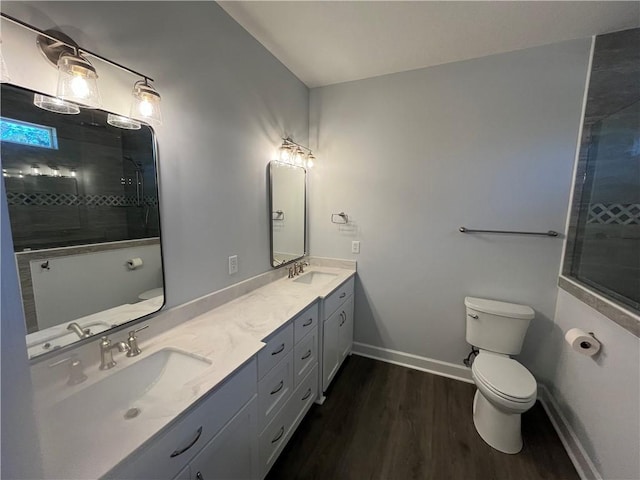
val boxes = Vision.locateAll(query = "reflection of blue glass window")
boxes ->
[0,117,58,149]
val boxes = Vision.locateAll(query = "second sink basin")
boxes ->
[293,271,338,285]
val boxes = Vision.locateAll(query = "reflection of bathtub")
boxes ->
[26,296,164,358]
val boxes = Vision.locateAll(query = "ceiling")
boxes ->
[219,1,640,88]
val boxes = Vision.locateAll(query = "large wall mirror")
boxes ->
[269,161,306,267]
[1,84,164,359]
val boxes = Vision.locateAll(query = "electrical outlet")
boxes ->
[351,241,360,254]
[228,255,238,274]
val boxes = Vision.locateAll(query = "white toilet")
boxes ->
[465,296,537,454]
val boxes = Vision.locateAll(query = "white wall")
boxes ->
[29,243,162,329]
[309,39,592,372]
[1,1,309,310]
[550,290,640,480]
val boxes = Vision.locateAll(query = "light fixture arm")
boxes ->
[282,137,312,154]
[0,12,154,82]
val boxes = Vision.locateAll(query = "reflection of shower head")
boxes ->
[124,155,144,173]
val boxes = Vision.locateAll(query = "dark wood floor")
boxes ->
[267,355,579,480]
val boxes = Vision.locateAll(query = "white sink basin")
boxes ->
[293,271,338,285]
[46,348,212,425]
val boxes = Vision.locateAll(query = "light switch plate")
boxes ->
[351,241,360,254]
[228,255,238,274]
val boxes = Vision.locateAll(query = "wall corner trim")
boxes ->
[351,342,474,384]
[538,384,602,480]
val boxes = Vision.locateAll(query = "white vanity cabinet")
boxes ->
[320,276,355,393]
[257,302,319,479]
[176,396,259,480]
[106,359,258,480]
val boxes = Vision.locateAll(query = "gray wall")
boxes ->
[309,39,592,376]
[1,1,309,308]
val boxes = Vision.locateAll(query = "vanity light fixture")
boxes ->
[1,13,162,127]
[278,137,316,168]
[31,164,41,176]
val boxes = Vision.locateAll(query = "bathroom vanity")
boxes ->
[33,262,355,480]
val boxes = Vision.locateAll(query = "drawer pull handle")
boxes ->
[270,380,284,395]
[302,318,313,327]
[271,426,285,443]
[170,426,202,458]
[196,473,204,480]
[339,292,346,298]
[339,312,346,326]
[301,388,312,401]
[468,313,479,319]
[301,350,312,360]
[271,343,285,356]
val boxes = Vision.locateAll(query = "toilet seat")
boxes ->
[472,353,536,403]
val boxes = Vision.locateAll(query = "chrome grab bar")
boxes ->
[459,227,558,237]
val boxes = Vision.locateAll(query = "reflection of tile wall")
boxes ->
[6,192,158,207]
[587,203,640,225]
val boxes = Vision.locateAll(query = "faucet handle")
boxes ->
[126,324,148,357]
[49,355,88,386]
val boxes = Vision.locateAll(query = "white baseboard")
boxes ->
[351,342,473,384]
[538,385,601,480]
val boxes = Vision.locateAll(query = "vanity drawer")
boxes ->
[323,276,354,320]
[294,327,317,387]
[258,322,294,380]
[106,358,257,480]
[258,350,293,433]
[294,302,318,343]
[289,363,318,433]
[258,364,319,478]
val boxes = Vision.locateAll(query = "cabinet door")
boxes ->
[338,295,354,362]
[322,308,341,391]
[188,396,258,480]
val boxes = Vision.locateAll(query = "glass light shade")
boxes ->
[56,53,101,108]
[130,80,162,126]
[107,113,141,130]
[279,144,293,163]
[306,153,315,168]
[33,93,80,114]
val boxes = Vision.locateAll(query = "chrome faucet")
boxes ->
[99,336,130,370]
[67,322,91,339]
[298,261,309,274]
[49,355,88,385]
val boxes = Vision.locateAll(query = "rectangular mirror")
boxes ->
[1,84,164,359]
[269,161,306,267]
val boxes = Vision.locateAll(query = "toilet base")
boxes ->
[473,390,523,454]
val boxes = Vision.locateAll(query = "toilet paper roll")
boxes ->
[127,257,143,270]
[564,328,601,356]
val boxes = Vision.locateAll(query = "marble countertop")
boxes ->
[34,264,355,480]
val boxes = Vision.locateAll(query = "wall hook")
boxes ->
[40,261,50,270]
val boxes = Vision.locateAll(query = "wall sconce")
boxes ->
[31,164,40,176]
[278,137,316,169]
[1,13,162,128]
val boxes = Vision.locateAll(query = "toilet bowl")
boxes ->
[471,351,536,453]
[464,296,536,454]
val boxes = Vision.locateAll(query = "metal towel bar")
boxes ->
[459,227,558,237]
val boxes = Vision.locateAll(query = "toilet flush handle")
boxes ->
[468,313,479,319]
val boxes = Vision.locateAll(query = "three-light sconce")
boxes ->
[278,137,316,169]
[0,13,162,129]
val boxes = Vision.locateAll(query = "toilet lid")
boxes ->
[472,354,536,401]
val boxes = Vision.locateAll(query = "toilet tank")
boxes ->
[464,297,534,355]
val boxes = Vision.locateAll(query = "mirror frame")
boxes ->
[0,83,166,363]
[268,160,307,268]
